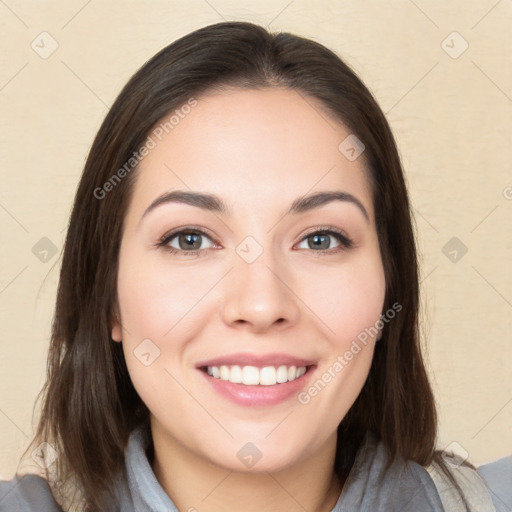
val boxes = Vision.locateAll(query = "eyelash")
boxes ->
[156,226,354,257]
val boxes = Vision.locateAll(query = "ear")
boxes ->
[111,307,123,342]
[110,301,123,342]
[111,322,122,342]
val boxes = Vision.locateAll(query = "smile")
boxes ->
[204,364,308,385]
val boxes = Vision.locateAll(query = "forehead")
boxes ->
[128,87,373,221]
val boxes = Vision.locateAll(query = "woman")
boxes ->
[0,21,497,511]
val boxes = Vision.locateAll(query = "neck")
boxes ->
[150,421,343,512]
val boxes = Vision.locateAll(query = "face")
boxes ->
[112,87,386,473]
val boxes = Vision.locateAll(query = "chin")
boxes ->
[200,437,311,475]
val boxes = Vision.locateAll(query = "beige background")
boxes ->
[0,0,511,479]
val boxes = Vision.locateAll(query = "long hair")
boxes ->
[25,21,467,511]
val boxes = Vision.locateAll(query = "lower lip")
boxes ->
[198,367,316,406]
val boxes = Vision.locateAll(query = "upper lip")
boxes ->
[196,352,316,369]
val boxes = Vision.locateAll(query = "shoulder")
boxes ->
[477,455,512,512]
[0,474,63,512]
[338,434,445,511]
[425,456,497,512]
[339,433,496,512]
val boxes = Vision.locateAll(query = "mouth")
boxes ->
[199,364,313,386]
[195,353,317,406]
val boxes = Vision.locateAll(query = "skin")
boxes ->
[111,87,386,512]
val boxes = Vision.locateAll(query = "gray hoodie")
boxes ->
[0,425,500,511]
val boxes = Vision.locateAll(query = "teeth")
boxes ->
[219,365,230,381]
[260,366,276,386]
[276,365,288,383]
[205,364,308,385]
[242,366,260,385]
[230,365,242,383]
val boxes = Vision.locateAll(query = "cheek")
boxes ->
[115,251,223,408]
[301,257,386,346]
[116,252,215,341]
[295,255,385,422]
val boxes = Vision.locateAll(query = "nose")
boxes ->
[221,254,301,334]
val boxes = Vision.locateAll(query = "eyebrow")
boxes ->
[141,190,370,223]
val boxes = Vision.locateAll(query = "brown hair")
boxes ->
[26,21,470,511]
